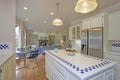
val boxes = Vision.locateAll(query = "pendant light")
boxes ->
[52,3,63,26]
[74,0,98,14]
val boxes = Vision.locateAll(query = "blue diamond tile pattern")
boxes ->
[48,51,112,75]
[0,43,10,50]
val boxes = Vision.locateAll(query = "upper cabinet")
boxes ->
[91,15,104,28]
[81,13,105,30]
[109,11,120,40]
[69,24,81,40]
[82,19,91,29]
[69,12,107,40]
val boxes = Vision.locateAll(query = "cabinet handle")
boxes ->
[0,69,2,73]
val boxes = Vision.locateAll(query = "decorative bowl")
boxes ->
[66,48,76,56]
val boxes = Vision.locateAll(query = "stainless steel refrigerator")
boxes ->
[81,27,103,58]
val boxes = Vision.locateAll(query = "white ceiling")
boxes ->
[16,0,120,33]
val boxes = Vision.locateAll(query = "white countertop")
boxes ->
[45,49,116,80]
[0,53,14,67]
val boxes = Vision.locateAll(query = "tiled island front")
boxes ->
[45,50,116,80]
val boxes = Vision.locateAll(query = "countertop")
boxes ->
[45,49,116,80]
[0,53,14,67]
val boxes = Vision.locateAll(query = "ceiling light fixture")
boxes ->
[50,12,54,15]
[74,0,98,14]
[23,7,28,10]
[52,3,63,26]
[43,21,47,23]
[25,18,29,21]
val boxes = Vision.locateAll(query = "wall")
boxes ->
[0,0,16,53]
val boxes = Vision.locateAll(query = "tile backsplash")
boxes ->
[0,42,12,54]
[112,41,120,51]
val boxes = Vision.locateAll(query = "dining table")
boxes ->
[16,50,28,68]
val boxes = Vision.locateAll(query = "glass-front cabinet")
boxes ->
[69,25,81,40]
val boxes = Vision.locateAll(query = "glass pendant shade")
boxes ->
[52,3,63,26]
[74,0,98,13]
[52,18,63,26]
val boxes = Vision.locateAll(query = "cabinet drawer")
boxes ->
[53,60,66,77]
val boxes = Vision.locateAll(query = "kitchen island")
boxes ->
[45,49,116,80]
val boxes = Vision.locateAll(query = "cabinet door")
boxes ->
[72,27,76,39]
[104,68,114,80]
[1,61,10,80]
[67,72,80,80]
[91,15,103,28]
[1,56,15,80]
[69,27,73,40]
[76,26,80,39]
[83,20,91,29]
[10,55,15,80]
[109,11,120,40]
[52,69,65,80]
[46,64,53,80]
[45,55,53,80]
[88,74,103,80]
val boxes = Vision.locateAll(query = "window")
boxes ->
[15,25,20,50]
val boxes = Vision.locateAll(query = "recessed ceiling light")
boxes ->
[50,12,54,15]
[25,18,29,21]
[43,21,47,23]
[23,7,28,10]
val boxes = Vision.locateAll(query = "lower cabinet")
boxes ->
[104,68,114,80]
[66,72,80,80]
[0,55,15,80]
[45,54,115,80]
[89,68,114,80]
[45,55,53,80]
[88,74,103,80]
[53,69,65,80]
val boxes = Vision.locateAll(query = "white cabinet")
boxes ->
[69,25,81,40]
[82,13,105,30]
[91,15,104,28]
[45,52,115,80]
[104,68,114,80]
[67,72,79,80]
[45,54,53,80]
[89,68,114,80]
[53,69,65,80]
[88,74,103,80]
[69,27,73,40]
[82,19,91,29]
[0,55,15,80]
[46,54,65,80]
[109,11,120,40]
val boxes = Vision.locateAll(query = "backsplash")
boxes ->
[112,41,120,51]
[0,43,12,54]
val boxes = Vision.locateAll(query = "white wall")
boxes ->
[0,0,16,53]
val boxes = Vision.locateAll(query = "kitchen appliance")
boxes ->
[81,27,103,58]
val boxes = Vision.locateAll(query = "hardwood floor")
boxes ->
[16,55,47,80]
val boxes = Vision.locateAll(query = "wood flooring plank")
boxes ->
[16,55,47,80]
